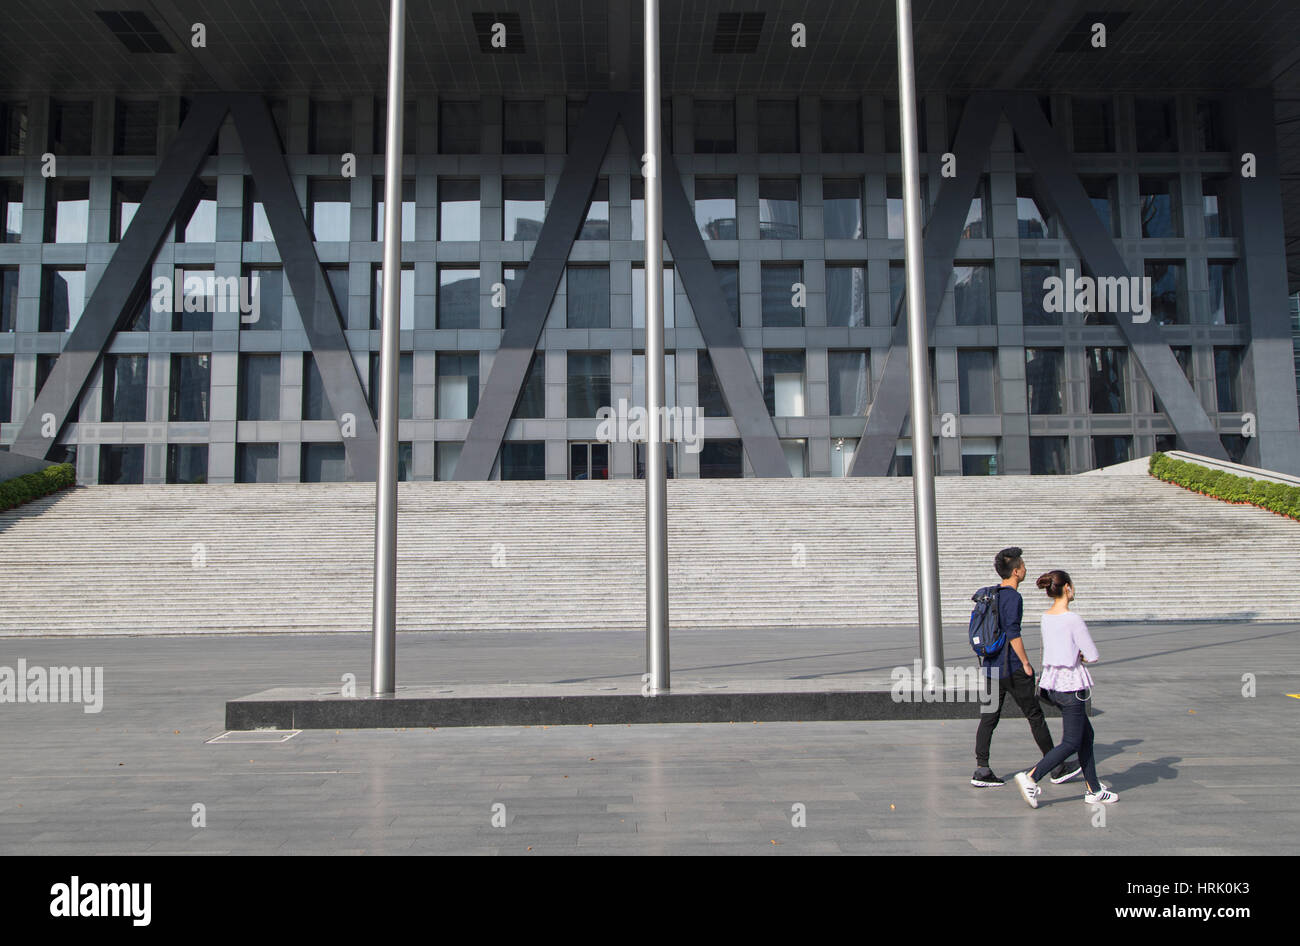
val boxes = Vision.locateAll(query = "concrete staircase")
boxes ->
[2,475,1297,636]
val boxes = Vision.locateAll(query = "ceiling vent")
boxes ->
[1055,12,1130,53]
[95,10,174,54]
[472,12,526,53]
[713,12,765,54]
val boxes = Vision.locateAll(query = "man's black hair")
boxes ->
[994,546,1024,580]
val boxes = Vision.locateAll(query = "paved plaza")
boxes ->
[1,622,1297,854]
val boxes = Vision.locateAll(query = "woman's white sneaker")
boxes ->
[1084,785,1119,804]
[1014,772,1041,809]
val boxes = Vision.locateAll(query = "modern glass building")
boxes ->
[1,2,1298,483]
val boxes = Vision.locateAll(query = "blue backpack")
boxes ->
[968,586,1006,660]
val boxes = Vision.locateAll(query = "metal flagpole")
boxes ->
[371,0,407,697]
[895,0,944,688]
[644,0,670,693]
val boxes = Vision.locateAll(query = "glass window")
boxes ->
[757,100,798,152]
[829,351,870,416]
[367,351,413,420]
[172,267,214,332]
[503,179,545,241]
[1081,176,1118,237]
[1072,97,1114,152]
[169,354,210,421]
[503,265,526,328]
[763,350,805,417]
[1026,348,1064,414]
[309,179,351,242]
[47,180,89,243]
[373,99,417,154]
[1214,348,1242,413]
[632,267,674,329]
[325,267,349,323]
[301,443,347,482]
[1202,175,1229,238]
[1030,437,1069,475]
[830,437,858,477]
[99,445,144,484]
[694,178,737,240]
[500,442,545,480]
[373,265,417,330]
[40,267,86,332]
[1087,348,1127,414]
[823,179,862,240]
[1139,177,1181,238]
[243,267,283,331]
[821,99,861,152]
[1146,261,1186,326]
[310,101,352,154]
[826,265,867,327]
[1021,262,1060,326]
[244,180,273,242]
[436,352,479,419]
[567,266,610,328]
[715,263,739,324]
[758,179,799,239]
[101,354,148,422]
[962,177,989,239]
[1196,99,1226,151]
[953,264,993,325]
[567,351,610,418]
[579,179,609,240]
[1017,176,1055,239]
[166,444,208,484]
[694,100,735,153]
[635,442,677,480]
[513,353,546,418]
[439,101,480,154]
[1135,98,1177,152]
[569,442,610,480]
[1,102,28,156]
[236,443,278,483]
[49,100,93,153]
[886,176,928,239]
[761,265,803,327]
[889,263,906,322]
[961,439,999,476]
[0,268,18,331]
[632,352,677,412]
[238,354,281,421]
[958,350,997,415]
[631,176,644,240]
[697,351,728,417]
[436,442,462,481]
[438,179,480,241]
[503,100,545,154]
[302,353,333,421]
[1,181,21,243]
[114,99,157,155]
[434,266,475,328]
[1092,436,1132,468]
[1208,262,1237,326]
[1221,434,1248,464]
[700,439,744,478]
[783,440,807,477]
[111,179,147,242]
[373,179,415,242]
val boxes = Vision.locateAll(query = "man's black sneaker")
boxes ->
[971,768,1005,787]
[1051,762,1083,784]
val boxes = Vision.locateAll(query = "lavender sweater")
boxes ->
[1038,611,1099,692]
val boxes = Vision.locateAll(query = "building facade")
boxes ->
[2,8,1299,483]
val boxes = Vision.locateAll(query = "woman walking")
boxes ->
[1013,570,1119,809]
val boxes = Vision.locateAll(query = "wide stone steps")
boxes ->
[2,476,1296,635]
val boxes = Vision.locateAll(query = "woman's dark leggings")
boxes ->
[1030,689,1101,792]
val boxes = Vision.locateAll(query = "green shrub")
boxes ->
[0,463,76,512]
[1148,452,1300,522]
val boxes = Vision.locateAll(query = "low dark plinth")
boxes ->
[226,679,1068,730]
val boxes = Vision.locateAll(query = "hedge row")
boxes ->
[1149,452,1300,522]
[0,463,76,513]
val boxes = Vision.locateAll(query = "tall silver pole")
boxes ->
[895,0,944,688]
[371,0,406,697]
[643,0,670,692]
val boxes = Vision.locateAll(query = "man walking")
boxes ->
[971,547,1081,787]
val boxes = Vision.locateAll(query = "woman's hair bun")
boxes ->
[1036,570,1072,598]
